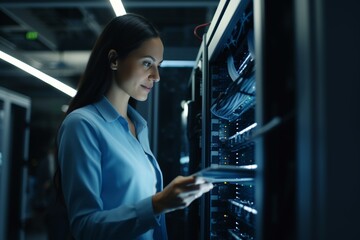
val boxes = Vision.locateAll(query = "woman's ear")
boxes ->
[108,49,118,70]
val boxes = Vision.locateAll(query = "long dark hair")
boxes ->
[54,13,160,204]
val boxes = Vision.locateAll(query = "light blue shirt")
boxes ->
[57,96,167,240]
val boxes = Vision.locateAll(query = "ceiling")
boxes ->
[0,0,218,135]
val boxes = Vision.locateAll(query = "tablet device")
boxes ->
[193,164,256,183]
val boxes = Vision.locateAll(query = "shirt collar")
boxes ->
[128,103,147,130]
[94,96,120,122]
[94,96,147,129]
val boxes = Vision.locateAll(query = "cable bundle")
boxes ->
[211,13,256,122]
[211,71,255,122]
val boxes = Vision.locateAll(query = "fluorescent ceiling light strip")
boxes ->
[109,0,126,16]
[161,60,196,68]
[0,51,77,97]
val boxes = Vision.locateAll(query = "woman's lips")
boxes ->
[141,85,152,92]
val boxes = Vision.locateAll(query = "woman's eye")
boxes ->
[143,61,152,68]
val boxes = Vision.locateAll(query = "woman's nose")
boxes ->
[149,65,160,82]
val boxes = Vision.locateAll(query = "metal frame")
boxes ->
[200,32,211,240]
[207,0,250,61]
[0,87,31,240]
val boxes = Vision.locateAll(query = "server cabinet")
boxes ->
[188,0,260,239]
[187,0,360,239]
[0,87,31,240]
[186,0,295,239]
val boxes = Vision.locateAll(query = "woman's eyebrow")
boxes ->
[142,55,156,61]
[142,55,163,63]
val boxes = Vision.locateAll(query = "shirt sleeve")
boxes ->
[57,112,160,240]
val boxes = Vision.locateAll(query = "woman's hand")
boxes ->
[152,176,213,214]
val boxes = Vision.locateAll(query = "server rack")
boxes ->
[0,87,31,240]
[188,0,260,239]
[187,0,360,239]
[187,0,295,239]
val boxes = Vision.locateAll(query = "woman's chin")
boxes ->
[133,95,148,102]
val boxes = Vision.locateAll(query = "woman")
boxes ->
[56,13,213,240]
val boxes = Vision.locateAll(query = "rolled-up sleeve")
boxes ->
[57,112,160,240]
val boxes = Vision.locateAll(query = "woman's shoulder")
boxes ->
[62,105,100,127]
[58,105,102,143]
[68,104,96,117]
[58,105,103,140]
